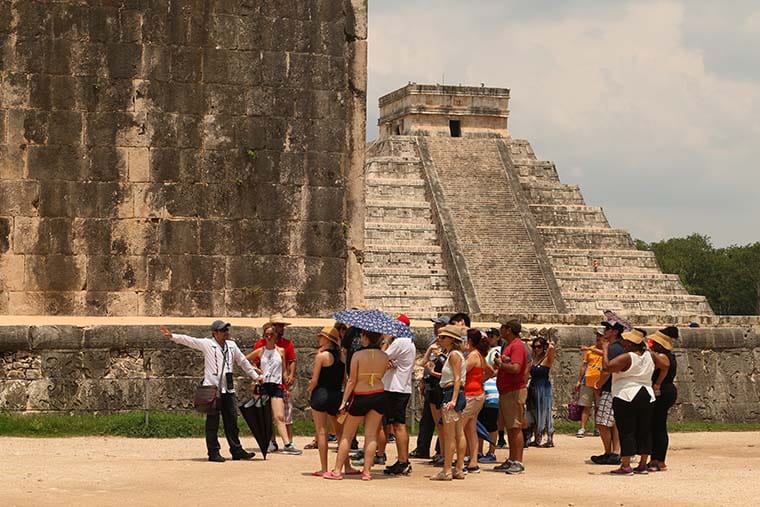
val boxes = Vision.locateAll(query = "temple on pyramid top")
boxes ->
[378,83,511,139]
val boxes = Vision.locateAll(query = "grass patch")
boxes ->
[1,412,758,438]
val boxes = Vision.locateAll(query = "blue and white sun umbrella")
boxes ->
[332,308,415,339]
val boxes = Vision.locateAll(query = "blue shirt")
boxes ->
[602,341,625,392]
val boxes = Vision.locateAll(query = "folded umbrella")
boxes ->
[239,393,273,459]
[476,419,495,445]
[332,308,415,339]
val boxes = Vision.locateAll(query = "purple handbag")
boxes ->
[567,391,582,421]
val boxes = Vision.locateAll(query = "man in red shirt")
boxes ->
[493,320,528,474]
[253,314,297,452]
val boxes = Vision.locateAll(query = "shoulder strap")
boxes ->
[217,343,229,387]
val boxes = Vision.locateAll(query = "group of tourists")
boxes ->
[160,308,679,478]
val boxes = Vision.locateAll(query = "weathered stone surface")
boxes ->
[0,1,366,316]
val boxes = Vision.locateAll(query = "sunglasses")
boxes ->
[532,345,544,349]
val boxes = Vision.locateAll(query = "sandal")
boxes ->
[311,470,325,477]
[322,471,343,480]
[304,440,318,450]
[452,470,466,480]
[540,441,554,448]
[361,472,372,481]
[430,471,453,481]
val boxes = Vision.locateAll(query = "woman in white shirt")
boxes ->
[602,328,668,476]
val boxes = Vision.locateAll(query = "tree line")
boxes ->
[635,234,760,315]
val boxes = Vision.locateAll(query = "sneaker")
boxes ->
[383,460,411,476]
[232,450,255,460]
[496,439,508,449]
[208,454,225,463]
[373,453,387,465]
[633,464,649,475]
[610,465,633,476]
[351,449,364,461]
[327,433,337,442]
[351,456,365,466]
[409,449,430,459]
[350,438,359,450]
[576,428,586,438]
[388,434,396,443]
[593,429,601,437]
[478,452,497,464]
[429,455,444,467]
[494,460,514,471]
[282,443,302,455]
[590,453,610,464]
[608,453,621,465]
[465,466,480,474]
[504,461,525,474]
[267,441,278,453]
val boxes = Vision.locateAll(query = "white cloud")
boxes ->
[367,1,760,246]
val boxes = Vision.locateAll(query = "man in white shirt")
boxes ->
[378,315,417,476]
[160,320,261,462]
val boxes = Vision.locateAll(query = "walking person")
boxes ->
[647,326,679,471]
[160,321,260,462]
[246,324,302,455]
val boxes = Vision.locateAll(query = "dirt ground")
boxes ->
[2,432,758,506]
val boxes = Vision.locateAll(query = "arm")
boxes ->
[285,344,296,387]
[544,341,556,369]
[233,345,261,381]
[245,347,263,362]
[445,352,463,411]
[465,350,478,373]
[651,352,670,395]
[160,325,205,351]
[576,358,588,391]
[602,341,631,373]
[307,351,327,395]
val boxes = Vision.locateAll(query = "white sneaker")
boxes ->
[576,428,586,438]
[267,441,278,452]
[282,442,302,455]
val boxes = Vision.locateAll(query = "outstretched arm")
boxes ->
[160,325,204,350]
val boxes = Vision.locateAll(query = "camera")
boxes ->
[226,372,234,390]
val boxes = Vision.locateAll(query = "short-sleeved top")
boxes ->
[483,347,501,407]
[583,350,603,387]
[254,337,296,363]
[602,341,625,392]
[381,338,416,394]
[496,339,528,393]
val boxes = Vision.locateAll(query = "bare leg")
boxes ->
[611,424,620,455]
[375,424,387,460]
[507,427,524,463]
[454,419,466,474]
[393,422,410,463]
[464,416,479,466]
[598,424,613,454]
[441,419,455,476]
[430,404,444,456]
[270,397,291,447]
[580,406,590,432]
[332,415,362,475]
[362,411,384,476]
[312,410,329,472]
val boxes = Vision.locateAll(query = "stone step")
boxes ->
[366,177,426,188]
[366,161,424,179]
[529,204,609,228]
[506,139,537,161]
[360,301,456,320]
[364,266,451,292]
[512,160,560,182]
[538,227,635,250]
[555,272,688,294]
[546,248,661,272]
[522,182,586,205]
[366,201,433,223]
[365,181,427,201]
[563,293,712,315]
[365,222,439,245]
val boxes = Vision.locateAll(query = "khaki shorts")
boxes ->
[578,385,597,407]
[462,393,485,421]
[498,388,527,429]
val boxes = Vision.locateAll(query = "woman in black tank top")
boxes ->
[307,326,347,476]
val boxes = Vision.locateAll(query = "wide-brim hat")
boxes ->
[318,326,341,346]
[621,329,646,344]
[437,324,465,342]
[648,330,674,351]
[268,313,291,326]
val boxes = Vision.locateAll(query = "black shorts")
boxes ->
[261,382,284,398]
[428,383,444,408]
[383,391,411,425]
[309,387,341,416]
[348,391,386,417]
[478,405,499,433]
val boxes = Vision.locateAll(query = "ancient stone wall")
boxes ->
[1,320,758,422]
[0,0,367,317]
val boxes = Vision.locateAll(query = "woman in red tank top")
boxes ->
[461,329,493,473]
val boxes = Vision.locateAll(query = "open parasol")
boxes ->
[332,308,415,339]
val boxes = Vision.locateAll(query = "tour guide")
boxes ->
[160,321,262,462]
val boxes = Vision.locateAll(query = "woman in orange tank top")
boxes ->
[462,329,493,473]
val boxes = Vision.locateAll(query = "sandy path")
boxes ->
[2,432,758,506]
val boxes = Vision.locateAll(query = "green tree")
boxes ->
[637,235,760,315]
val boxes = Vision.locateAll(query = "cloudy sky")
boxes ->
[366,1,760,247]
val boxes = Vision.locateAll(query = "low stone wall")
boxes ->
[1,322,758,422]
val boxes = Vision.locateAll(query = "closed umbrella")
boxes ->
[477,419,495,445]
[239,392,273,459]
[332,308,415,339]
